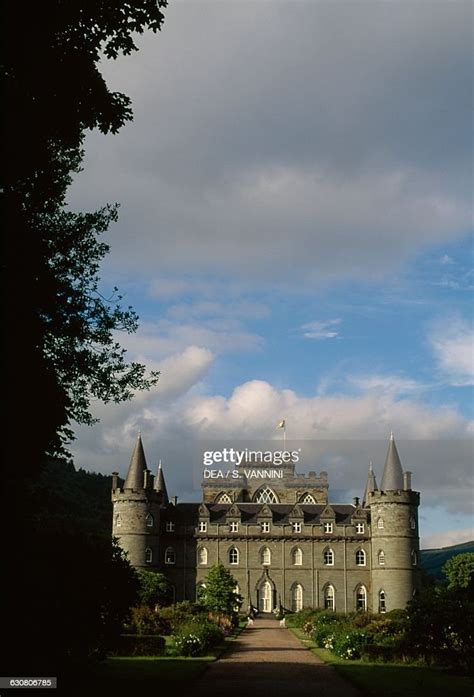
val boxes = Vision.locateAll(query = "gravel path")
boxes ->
[192,616,361,697]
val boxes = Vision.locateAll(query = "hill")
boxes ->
[32,458,118,537]
[420,540,474,580]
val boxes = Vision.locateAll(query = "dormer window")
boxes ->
[261,521,270,533]
[199,521,207,532]
[323,522,333,534]
[292,522,302,533]
[356,523,364,534]
[166,521,175,533]
[229,521,239,533]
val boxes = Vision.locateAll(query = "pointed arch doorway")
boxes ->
[259,580,273,613]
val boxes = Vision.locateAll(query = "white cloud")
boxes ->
[430,317,474,386]
[301,319,342,340]
[71,377,473,516]
[347,374,422,397]
[153,346,215,400]
[118,319,264,359]
[422,528,474,550]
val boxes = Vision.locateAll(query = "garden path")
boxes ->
[192,616,361,697]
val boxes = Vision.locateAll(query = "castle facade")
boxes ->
[111,433,420,614]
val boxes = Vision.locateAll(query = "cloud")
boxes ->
[301,319,342,340]
[347,374,423,397]
[153,346,215,400]
[118,318,264,359]
[429,316,474,386]
[71,377,473,516]
[422,528,474,550]
[67,0,471,288]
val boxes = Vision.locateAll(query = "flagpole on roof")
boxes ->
[277,418,286,448]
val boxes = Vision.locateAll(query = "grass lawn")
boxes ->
[67,621,247,695]
[289,627,474,697]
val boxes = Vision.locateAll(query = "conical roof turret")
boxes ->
[124,432,148,490]
[154,460,169,505]
[362,461,378,506]
[380,432,404,491]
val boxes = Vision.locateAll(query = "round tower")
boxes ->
[367,434,420,612]
[111,434,166,569]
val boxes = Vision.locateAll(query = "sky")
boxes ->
[68,0,473,550]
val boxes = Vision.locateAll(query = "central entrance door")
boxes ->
[259,581,273,613]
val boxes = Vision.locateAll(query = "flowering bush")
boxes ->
[312,625,337,648]
[172,632,206,657]
[171,620,224,657]
[332,629,372,660]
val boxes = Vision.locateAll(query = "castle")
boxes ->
[111,433,420,614]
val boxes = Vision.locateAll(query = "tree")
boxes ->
[198,564,243,618]
[1,1,167,485]
[1,2,168,678]
[443,552,474,599]
[137,570,172,608]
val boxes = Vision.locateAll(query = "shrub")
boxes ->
[171,620,224,657]
[114,634,166,656]
[312,624,337,648]
[125,605,172,635]
[332,629,372,660]
[157,601,205,631]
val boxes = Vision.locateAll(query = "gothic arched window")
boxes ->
[291,584,304,612]
[165,547,175,565]
[300,493,316,504]
[324,584,335,611]
[198,547,208,565]
[292,547,303,566]
[260,547,271,565]
[254,487,279,504]
[356,549,366,566]
[356,585,367,611]
[323,548,334,566]
[229,547,239,565]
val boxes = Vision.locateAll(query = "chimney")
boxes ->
[172,496,178,506]
[353,496,360,507]
[143,469,154,489]
[403,471,412,490]
[112,472,118,491]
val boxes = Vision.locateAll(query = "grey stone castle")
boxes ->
[111,433,420,614]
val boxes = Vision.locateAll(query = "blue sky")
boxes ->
[68,1,473,549]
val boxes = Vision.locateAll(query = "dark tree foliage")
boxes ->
[1,2,166,482]
[0,1,167,678]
